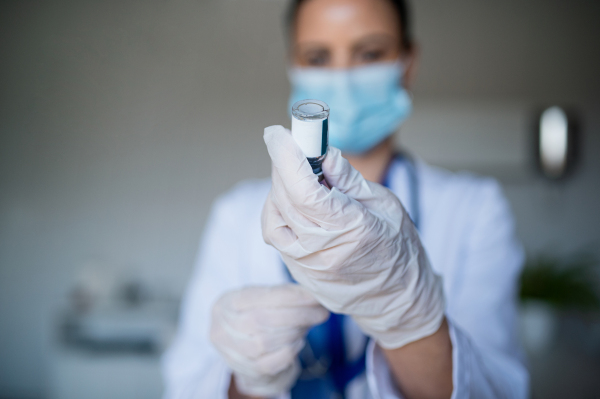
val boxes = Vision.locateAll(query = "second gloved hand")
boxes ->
[210,284,329,397]
[261,125,445,349]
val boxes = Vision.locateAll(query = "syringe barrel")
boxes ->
[291,99,329,177]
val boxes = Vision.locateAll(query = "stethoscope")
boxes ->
[382,151,420,231]
[283,152,421,396]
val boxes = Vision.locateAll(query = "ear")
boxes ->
[401,43,420,90]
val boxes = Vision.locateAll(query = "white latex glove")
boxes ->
[210,284,329,397]
[261,125,445,349]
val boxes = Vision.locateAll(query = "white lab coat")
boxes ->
[162,157,529,399]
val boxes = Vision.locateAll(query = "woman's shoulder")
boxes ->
[417,160,513,235]
[418,160,505,206]
[416,161,519,275]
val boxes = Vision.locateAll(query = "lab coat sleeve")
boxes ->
[366,179,529,399]
[162,194,242,399]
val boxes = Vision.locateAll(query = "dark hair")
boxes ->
[285,0,413,50]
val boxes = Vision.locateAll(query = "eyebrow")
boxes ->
[293,42,329,53]
[351,33,396,50]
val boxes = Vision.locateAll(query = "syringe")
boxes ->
[291,99,330,188]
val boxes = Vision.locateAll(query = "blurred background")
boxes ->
[1,0,599,398]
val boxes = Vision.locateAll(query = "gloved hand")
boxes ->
[210,284,329,397]
[261,125,445,349]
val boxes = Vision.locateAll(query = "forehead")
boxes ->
[294,0,401,43]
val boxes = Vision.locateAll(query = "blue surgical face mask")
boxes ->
[288,60,412,155]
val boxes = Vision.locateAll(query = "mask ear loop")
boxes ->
[389,58,408,93]
[398,50,417,91]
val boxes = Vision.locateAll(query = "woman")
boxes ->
[163,0,529,398]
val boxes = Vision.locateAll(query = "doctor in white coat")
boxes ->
[163,0,529,398]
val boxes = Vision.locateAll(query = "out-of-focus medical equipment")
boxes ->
[288,61,412,155]
[291,99,329,186]
[50,263,178,399]
[62,263,177,354]
[262,125,444,349]
[209,284,329,397]
[61,292,175,355]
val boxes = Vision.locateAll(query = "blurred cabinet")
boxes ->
[47,301,176,399]
[47,349,163,399]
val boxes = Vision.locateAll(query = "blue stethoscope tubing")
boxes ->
[382,152,420,230]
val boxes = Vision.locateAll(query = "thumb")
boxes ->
[263,125,327,208]
[264,125,316,187]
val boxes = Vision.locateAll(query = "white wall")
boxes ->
[0,0,599,397]
[401,99,600,256]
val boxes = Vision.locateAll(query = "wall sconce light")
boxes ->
[534,106,579,180]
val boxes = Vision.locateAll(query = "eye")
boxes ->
[360,50,385,62]
[363,50,385,62]
[304,51,329,67]
[351,35,400,66]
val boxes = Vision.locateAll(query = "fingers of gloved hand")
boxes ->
[220,284,323,311]
[234,360,301,397]
[265,125,351,222]
[270,166,356,232]
[221,304,329,334]
[261,192,302,252]
[212,316,306,360]
[264,125,322,200]
[264,125,386,240]
[321,147,371,198]
[322,147,405,221]
[253,338,306,376]
[262,194,318,261]
[211,308,308,375]
[269,173,380,257]
[263,193,344,262]
[220,338,306,378]
[210,285,329,359]
[265,180,321,234]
